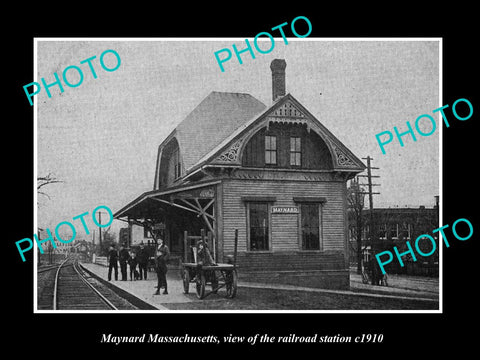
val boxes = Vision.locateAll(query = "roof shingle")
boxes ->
[174,91,266,171]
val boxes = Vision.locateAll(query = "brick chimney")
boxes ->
[270,59,286,102]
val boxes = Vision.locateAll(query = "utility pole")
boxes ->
[92,229,96,256]
[98,211,102,250]
[357,156,381,258]
[348,178,365,274]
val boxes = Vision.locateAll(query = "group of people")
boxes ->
[107,242,149,282]
[107,239,170,294]
[365,257,388,286]
[106,238,216,296]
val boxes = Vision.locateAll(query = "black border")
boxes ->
[7,5,478,354]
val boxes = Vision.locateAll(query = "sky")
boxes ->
[36,38,440,240]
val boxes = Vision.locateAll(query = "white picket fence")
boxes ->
[93,255,108,267]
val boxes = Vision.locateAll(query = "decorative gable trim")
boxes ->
[332,144,357,168]
[267,100,306,120]
[192,94,365,174]
[265,99,310,131]
[214,138,244,164]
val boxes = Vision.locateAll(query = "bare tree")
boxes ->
[37,173,63,200]
[100,226,116,256]
[347,178,366,274]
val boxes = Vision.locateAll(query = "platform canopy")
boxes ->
[114,180,219,237]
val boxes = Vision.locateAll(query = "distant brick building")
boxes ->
[114,59,365,289]
[348,204,439,276]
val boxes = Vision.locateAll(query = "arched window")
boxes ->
[158,138,181,187]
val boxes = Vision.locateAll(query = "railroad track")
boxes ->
[38,264,61,274]
[45,256,137,310]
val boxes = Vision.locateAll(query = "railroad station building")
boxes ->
[114,59,365,290]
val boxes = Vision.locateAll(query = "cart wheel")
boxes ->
[196,273,206,299]
[182,268,190,294]
[225,269,238,299]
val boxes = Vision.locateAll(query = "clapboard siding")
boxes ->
[222,179,346,256]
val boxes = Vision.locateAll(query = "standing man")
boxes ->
[137,242,148,280]
[154,238,170,295]
[119,243,130,281]
[107,244,119,281]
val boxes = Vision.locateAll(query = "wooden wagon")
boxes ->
[182,229,238,299]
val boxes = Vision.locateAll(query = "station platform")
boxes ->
[80,262,439,310]
[81,262,194,310]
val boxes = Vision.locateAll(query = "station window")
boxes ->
[378,224,387,240]
[290,136,301,166]
[143,227,152,238]
[265,135,277,165]
[388,224,398,239]
[247,202,270,251]
[300,203,321,250]
[172,148,181,179]
[399,223,411,240]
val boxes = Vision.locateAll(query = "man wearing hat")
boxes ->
[154,238,170,295]
[107,243,119,281]
[119,243,130,281]
[137,241,149,280]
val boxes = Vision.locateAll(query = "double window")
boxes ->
[245,199,324,252]
[264,135,302,167]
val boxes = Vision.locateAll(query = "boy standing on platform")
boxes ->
[154,238,170,295]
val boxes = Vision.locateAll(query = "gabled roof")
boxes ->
[184,93,366,176]
[171,91,267,172]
